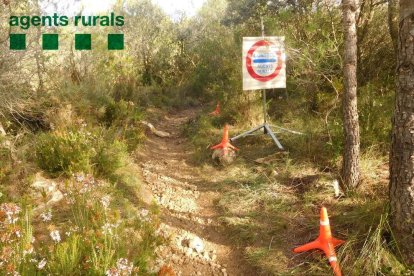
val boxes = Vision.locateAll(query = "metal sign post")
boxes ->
[230,89,303,150]
[231,18,303,150]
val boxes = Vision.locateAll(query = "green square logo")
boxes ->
[43,34,58,50]
[108,34,124,50]
[75,34,91,50]
[10,34,26,50]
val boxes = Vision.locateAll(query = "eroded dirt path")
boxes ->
[137,108,253,276]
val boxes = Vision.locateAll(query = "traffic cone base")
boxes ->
[293,207,345,276]
[208,101,220,115]
[211,125,238,156]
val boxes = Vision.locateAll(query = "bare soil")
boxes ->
[137,107,255,276]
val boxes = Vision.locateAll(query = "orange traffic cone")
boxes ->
[208,101,220,115]
[294,207,345,276]
[210,125,238,156]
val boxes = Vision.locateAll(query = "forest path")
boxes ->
[137,107,254,276]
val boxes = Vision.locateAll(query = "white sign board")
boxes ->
[243,36,286,90]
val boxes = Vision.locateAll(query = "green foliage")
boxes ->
[183,115,217,163]
[33,85,144,176]
[46,235,83,275]
[0,203,37,275]
[35,126,96,176]
[358,82,394,152]
[103,100,122,126]
[0,0,405,275]
[213,155,408,275]
[222,0,272,26]
[94,140,129,178]
[34,120,140,179]
[189,29,241,101]
[122,0,179,87]
[0,173,163,276]
[339,213,406,275]
[113,76,137,103]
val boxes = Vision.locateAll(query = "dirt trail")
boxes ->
[137,107,254,276]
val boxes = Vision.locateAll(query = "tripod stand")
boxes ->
[230,90,303,151]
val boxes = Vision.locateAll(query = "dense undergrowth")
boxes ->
[0,174,162,276]
[0,0,407,275]
[183,91,409,275]
[0,72,179,275]
[179,5,399,273]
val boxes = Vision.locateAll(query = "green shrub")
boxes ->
[103,100,121,126]
[35,127,96,176]
[35,108,143,178]
[358,82,394,153]
[94,140,129,178]
[46,234,83,275]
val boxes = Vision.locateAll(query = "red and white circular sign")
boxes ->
[246,40,283,82]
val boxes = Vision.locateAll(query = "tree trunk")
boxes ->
[35,50,43,92]
[388,0,399,54]
[389,0,414,265]
[341,0,360,190]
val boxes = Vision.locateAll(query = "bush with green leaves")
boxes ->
[34,125,96,176]
[94,140,130,178]
[34,109,142,178]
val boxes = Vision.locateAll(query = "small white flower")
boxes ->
[70,225,79,232]
[102,223,113,235]
[100,195,111,210]
[50,230,61,242]
[23,246,34,256]
[75,173,85,182]
[38,258,47,269]
[40,211,52,222]
[66,198,76,205]
[139,209,149,217]
[116,258,133,274]
[105,267,119,276]
[138,208,151,222]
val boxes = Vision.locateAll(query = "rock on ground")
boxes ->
[212,149,236,165]
[31,173,64,215]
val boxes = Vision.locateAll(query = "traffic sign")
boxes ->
[243,36,286,90]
